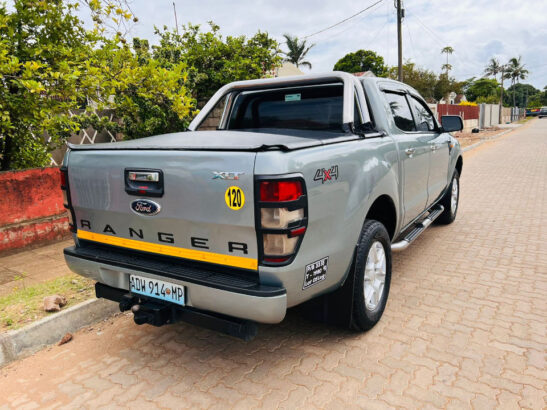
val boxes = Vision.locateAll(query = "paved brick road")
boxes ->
[1,120,546,409]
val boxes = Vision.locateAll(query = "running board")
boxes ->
[391,205,444,252]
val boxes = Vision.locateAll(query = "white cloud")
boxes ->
[91,0,547,88]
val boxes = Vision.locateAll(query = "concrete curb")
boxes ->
[462,128,515,152]
[0,298,118,367]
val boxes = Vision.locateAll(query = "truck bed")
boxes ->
[68,129,360,152]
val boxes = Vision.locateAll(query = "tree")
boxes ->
[333,50,388,77]
[434,73,463,103]
[526,86,547,108]
[484,57,506,110]
[440,47,455,102]
[282,34,314,69]
[503,83,538,108]
[85,39,196,140]
[441,46,454,75]
[464,78,500,102]
[154,23,282,101]
[505,56,529,107]
[387,62,437,100]
[0,0,98,170]
[0,0,196,170]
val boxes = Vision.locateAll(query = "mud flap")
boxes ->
[297,248,357,328]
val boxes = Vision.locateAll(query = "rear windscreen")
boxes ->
[226,84,344,132]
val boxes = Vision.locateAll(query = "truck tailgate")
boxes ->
[67,150,258,270]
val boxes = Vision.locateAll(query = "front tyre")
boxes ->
[351,220,392,331]
[436,170,460,225]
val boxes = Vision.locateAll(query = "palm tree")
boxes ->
[484,58,501,80]
[506,56,529,107]
[440,46,454,103]
[282,34,314,69]
[484,58,505,117]
[441,46,454,75]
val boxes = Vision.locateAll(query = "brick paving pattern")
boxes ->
[0,120,546,409]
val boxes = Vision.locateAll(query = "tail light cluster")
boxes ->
[255,176,308,266]
[60,167,76,233]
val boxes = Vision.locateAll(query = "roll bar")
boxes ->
[188,71,371,131]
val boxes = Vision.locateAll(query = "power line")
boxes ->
[302,0,385,40]
[319,0,386,42]
[406,11,445,48]
[405,18,416,63]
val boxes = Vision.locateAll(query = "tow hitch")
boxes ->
[95,283,258,341]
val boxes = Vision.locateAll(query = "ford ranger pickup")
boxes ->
[61,72,464,340]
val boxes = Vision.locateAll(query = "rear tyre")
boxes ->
[351,219,392,331]
[435,170,460,225]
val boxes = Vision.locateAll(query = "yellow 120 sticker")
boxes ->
[225,186,245,210]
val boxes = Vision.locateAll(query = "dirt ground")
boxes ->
[453,128,504,148]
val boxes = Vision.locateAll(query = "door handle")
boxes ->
[405,148,415,156]
[430,145,438,152]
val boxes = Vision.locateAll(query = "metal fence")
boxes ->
[49,109,120,166]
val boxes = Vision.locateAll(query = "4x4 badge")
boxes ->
[314,165,339,183]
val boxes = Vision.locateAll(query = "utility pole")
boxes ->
[173,2,179,35]
[396,0,403,82]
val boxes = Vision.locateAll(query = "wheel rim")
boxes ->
[363,241,386,311]
[450,177,459,215]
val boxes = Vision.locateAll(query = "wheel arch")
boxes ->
[455,155,463,177]
[365,194,397,240]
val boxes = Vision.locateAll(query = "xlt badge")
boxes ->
[130,199,161,216]
[212,171,245,180]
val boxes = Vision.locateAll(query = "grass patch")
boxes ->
[0,274,95,331]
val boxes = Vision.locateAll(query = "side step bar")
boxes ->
[391,205,444,252]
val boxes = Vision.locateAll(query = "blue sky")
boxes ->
[86,0,547,88]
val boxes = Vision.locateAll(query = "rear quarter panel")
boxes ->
[256,137,400,307]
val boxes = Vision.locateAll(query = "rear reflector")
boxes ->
[260,181,303,202]
[264,256,291,263]
[289,227,306,237]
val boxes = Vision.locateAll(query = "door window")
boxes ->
[383,92,416,132]
[409,96,436,132]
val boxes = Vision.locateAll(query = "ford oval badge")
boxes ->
[130,199,161,216]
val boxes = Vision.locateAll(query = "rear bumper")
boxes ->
[64,246,287,324]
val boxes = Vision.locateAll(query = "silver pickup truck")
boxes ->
[62,72,463,340]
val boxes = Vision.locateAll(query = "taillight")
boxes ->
[260,180,303,202]
[255,177,307,266]
[60,167,76,233]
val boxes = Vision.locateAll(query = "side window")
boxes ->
[383,92,416,132]
[409,96,436,132]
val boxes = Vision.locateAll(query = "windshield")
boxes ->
[226,83,344,132]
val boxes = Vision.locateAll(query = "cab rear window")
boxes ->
[226,84,344,132]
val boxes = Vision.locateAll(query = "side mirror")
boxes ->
[441,115,463,132]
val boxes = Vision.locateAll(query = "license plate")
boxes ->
[129,274,185,306]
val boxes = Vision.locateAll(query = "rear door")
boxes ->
[383,91,430,226]
[68,150,258,271]
[408,95,450,204]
